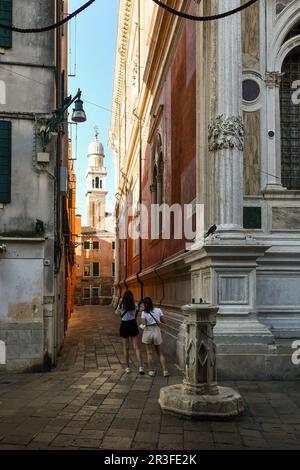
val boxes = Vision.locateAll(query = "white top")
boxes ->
[115,304,137,322]
[141,307,163,326]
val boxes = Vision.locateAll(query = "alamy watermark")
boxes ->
[292,340,300,366]
[117,202,205,250]
[0,341,6,365]
[0,80,6,105]
[292,80,300,105]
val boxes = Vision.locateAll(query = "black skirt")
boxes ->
[120,319,139,338]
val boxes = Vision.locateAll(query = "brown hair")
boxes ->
[142,297,153,313]
[121,290,136,312]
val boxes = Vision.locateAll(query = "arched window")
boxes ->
[100,179,102,189]
[95,177,99,189]
[280,46,300,189]
[150,132,164,235]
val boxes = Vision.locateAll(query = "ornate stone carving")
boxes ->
[208,114,244,152]
[159,304,244,418]
[265,71,285,88]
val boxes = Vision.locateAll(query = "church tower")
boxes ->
[86,126,107,230]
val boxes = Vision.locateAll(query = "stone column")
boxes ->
[208,0,244,236]
[159,304,244,418]
[264,71,285,191]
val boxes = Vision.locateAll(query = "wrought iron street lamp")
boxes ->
[40,88,86,149]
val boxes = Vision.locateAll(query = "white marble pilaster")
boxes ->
[208,0,244,236]
[264,71,286,191]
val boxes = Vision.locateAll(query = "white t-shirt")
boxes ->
[141,307,163,326]
[115,304,137,322]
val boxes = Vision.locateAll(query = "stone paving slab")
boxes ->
[0,305,300,450]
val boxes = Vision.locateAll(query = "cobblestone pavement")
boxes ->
[0,305,300,450]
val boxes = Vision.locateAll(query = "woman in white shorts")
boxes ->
[140,297,169,377]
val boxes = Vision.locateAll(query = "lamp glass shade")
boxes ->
[71,98,87,123]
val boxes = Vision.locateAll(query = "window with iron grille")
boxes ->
[92,287,99,298]
[83,288,90,299]
[280,47,300,190]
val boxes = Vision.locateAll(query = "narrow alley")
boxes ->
[0,306,300,450]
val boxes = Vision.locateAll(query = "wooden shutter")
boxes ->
[0,120,12,203]
[0,0,13,48]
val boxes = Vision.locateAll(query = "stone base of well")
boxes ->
[159,384,244,419]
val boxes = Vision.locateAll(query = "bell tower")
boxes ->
[86,126,108,229]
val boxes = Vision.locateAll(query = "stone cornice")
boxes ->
[110,0,132,137]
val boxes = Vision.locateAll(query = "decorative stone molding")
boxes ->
[276,0,293,15]
[208,114,244,152]
[265,71,285,88]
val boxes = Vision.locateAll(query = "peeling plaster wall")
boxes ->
[0,243,45,372]
[0,0,57,372]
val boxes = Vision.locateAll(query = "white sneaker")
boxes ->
[125,367,131,374]
[163,370,169,377]
[148,370,155,377]
[139,367,145,375]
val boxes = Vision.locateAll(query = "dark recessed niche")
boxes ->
[242,79,260,102]
[243,207,262,230]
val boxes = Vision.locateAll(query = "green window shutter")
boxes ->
[0,121,12,203]
[0,0,12,48]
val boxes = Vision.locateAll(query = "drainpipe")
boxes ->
[154,267,165,307]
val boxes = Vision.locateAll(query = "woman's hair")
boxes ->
[121,290,136,312]
[142,297,153,313]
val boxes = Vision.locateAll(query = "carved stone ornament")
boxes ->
[265,71,285,88]
[208,114,244,152]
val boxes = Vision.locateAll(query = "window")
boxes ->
[112,262,115,277]
[93,241,99,250]
[151,132,164,236]
[243,207,262,229]
[93,262,100,277]
[83,288,90,299]
[83,241,90,250]
[95,177,99,188]
[0,121,11,203]
[280,46,300,189]
[100,179,102,189]
[112,241,115,250]
[92,287,99,298]
[242,79,260,102]
[83,264,90,277]
[0,1,12,48]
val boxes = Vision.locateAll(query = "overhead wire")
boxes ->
[0,6,296,187]
[0,0,95,33]
[0,62,293,184]
[151,0,259,22]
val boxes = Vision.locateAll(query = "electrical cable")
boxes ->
[152,0,258,22]
[0,57,298,185]
[0,0,95,33]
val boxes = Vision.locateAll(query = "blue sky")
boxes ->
[69,0,118,223]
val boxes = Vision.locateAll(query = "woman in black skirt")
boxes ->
[115,290,144,374]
